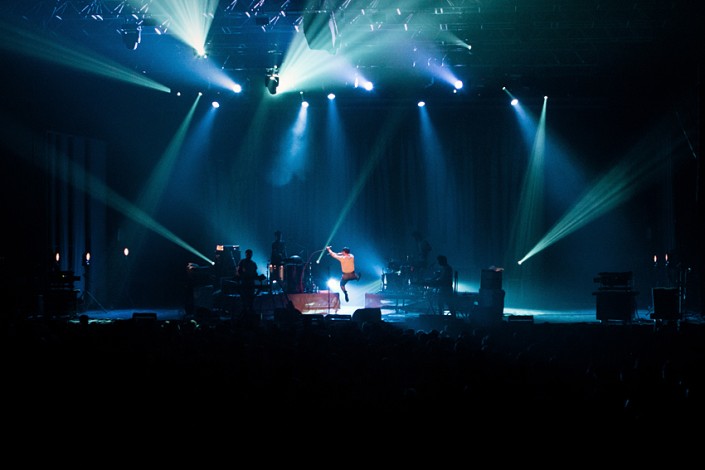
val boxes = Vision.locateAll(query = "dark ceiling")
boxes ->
[2,1,703,103]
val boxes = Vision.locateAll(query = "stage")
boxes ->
[288,292,340,314]
[192,286,341,316]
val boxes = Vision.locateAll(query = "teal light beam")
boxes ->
[0,19,170,93]
[512,99,546,259]
[518,117,685,265]
[0,110,211,265]
[318,110,405,261]
[143,0,220,55]
[134,94,201,217]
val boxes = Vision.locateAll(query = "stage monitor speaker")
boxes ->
[131,312,158,328]
[352,308,382,323]
[652,287,680,320]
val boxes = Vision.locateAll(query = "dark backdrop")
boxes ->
[1,49,701,315]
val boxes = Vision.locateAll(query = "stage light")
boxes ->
[454,80,463,89]
[232,83,242,93]
[154,19,169,35]
[418,101,426,107]
[211,101,219,108]
[120,23,141,50]
[327,93,335,100]
[265,66,279,95]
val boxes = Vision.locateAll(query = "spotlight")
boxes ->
[120,23,141,50]
[154,19,169,35]
[265,66,279,95]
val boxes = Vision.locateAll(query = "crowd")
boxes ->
[2,311,704,437]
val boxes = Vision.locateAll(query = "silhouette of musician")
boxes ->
[428,255,455,317]
[237,248,264,314]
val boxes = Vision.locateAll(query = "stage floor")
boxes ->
[76,303,703,329]
[69,285,703,328]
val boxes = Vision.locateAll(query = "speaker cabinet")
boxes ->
[480,269,503,290]
[479,288,505,309]
[475,289,505,325]
[594,290,637,322]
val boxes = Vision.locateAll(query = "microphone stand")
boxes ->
[302,247,328,313]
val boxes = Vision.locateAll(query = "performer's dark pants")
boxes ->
[340,271,358,291]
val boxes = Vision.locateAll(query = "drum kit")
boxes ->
[382,259,416,292]
[269,256,305,294]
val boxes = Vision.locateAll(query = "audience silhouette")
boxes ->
[2,309,704,434]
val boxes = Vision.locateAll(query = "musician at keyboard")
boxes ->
[425,255,456,317]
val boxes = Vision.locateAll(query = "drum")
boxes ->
[269,264,285,283]
[383,271,407,291]
[284,263,304,293]
[387,259,401,271]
